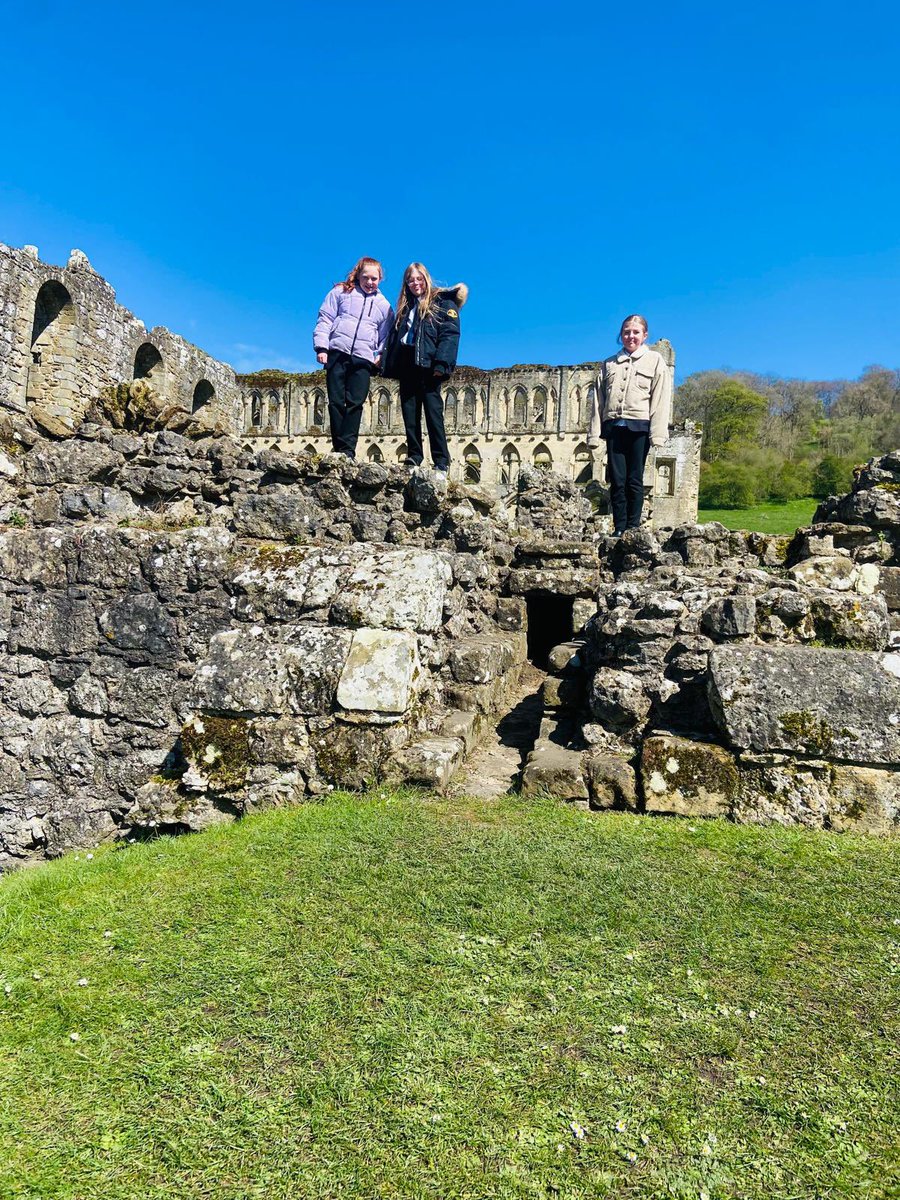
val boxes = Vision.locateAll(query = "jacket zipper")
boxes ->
[349,292,372,357]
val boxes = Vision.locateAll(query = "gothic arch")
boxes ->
[312,390,326,428]
[531,386,548,427]
[27,280,78,411]
[367,444,385,463]
[444,388,458,431]
[573,442,594,484]
[500,442,520,493]
[376,387,392,430]
[512,387,527,425]
[461,388,477,428]
[249,390,262,427]
[462,442,481,483]
[133,342,165,392]
[533,442,553,471]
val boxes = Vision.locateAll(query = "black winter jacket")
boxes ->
[381,284,468,379]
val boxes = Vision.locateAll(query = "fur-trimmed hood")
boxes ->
[441,283,468,308]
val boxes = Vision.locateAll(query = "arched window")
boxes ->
[444,388,458,431]
[462,388,477,427]
[304,443,317,456]
[250,391,262,427]
[586,384,598,427]
[134,342,164,387]
[531,387,548,427]
[368,444,385,463]
[376,388,391,430]
[573,442,594,485]
[462,443,481,483]
[512,387,527,425]
[27,280,77,411]
[312,390,326,428]
[192,380,214,413]
[500,443,520,493]
[569,385,582,426]
[396,443,409,463]
[533,443,553,472]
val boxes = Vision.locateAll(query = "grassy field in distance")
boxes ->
[697,497,819,536]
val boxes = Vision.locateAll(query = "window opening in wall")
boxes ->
[376,389,391,430]
[463,444,481,483]
[533,443,553,471]
[655,457,676,496]
[462,388,476,427]
[525,593,574,667]
[573,442,594,485]
[396,443,409,463]
[368,444,385,463]
[531,387,547,426]
[500,443,520,494]
[250,391,262,426]
[27,280,77,410]
[512,387,527,425]
[444,389,457,431]
[134,342,164,384]
[192,379,214,412]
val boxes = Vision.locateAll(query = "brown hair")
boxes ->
[618,314,649,343]
[394,262,441,329]
[339,256,383,293]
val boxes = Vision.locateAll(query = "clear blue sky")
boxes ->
[2,0,898,383]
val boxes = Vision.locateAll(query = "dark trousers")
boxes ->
[606,425,650,532]
[397,346,450,469]
[326,351,372,457]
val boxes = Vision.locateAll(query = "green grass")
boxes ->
[698,498,820,535]
[1,793,898,1199]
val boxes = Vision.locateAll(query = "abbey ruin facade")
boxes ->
[0,241,700,526]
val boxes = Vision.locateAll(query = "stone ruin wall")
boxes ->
[0,242,898,870]
[240,355,702,528]
[0,242,242,436]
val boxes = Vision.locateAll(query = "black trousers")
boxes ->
[397,346,450,470]
[606,425,650,533]
[326,351,372,457]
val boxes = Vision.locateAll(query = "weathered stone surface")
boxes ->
[547,640,585,674]
[336,629,420,717]
[589,667,652,731]
[733,755,833,829]
[641,735,738,817]
[232,493,320,539]
[192,626,353,715]
[98,593,178,659]
[541,675,584,709]
[582,752,637,810]
[708,645,900,764]
[828,765,900,835]
[521,743,588,804]
[330,551,451,632]
[392,736,463,790]
[14,594,97,656]
[700,596,756,640]
[449,635,521,684]
[808,591,889,649]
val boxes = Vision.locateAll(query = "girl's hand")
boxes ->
[317,352,328,365]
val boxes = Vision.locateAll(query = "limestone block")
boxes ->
[44,803,119,857]
[15,594,97,656]
[588,667,651,731]
[496,596,527,631]
[331,550,451,632]
[507,566,600,597]
[828,765,900,835]
[98,661,179,728]
[521,742,589,804]
[547,640,585,674]
[24,440,120,486]
[0,450,18,478]
[98,592,179,659]
[788,554,858,591]
[572,598,597,631]
[878,566,900,612]
[126,780,237,834]
[336,628,420,717]
[391,736,464,790]
[541,675,584,710]
[700,596,757,639]
[641,735,738,817]
[708,645,900,764]
[312,720,410,789]
[582,751,637,810]
[449,634,521,684]
[192,626,353,715]
[733,754,832,829]
[0,530,70,587]
[438,709,480,753]
[232,546,355,615]
[232,492,321,540]
[249,718,312,766]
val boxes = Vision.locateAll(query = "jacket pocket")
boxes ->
[633,369,654,392]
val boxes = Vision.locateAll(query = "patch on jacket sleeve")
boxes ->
[447,309,458,319]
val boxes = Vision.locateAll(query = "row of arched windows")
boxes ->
[25,279,214,415]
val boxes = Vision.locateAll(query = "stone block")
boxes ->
[496,596,527,631]
[640,735,738,817]
[15,594,97,657]
[331,550,451,632]
[708,645,900,765]
[700,596,756,640]
[547,640,585,674]
[336,629,420,717]
[438,709,480,753]
[541,675,584,710]
[733,754,832,829]
[449,635,521,684]
[879,566,900,612]
[828,765,900,835]
[808,591,889,650]
[521,742,589,804]
[588,667,651,731]
[582,751,637,810]
[392,736,464,790]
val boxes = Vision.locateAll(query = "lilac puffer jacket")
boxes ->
[313,285,394,366]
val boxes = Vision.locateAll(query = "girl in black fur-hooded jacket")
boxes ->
[382,262,468,475]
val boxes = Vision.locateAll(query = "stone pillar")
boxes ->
[557,366,568,434]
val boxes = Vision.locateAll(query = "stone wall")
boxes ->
[0,243,241,434]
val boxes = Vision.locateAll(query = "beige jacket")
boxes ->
[587,344,672,448]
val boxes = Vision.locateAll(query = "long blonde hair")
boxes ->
[394,262,440,328]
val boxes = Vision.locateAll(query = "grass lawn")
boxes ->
[1,793,898,1200]
[698,498,820,535]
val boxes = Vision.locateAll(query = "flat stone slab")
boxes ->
[336,629,420,716]
[521,741,588,803]
[641,734,738,817]
[708,645,900,764]
[393,737,464,790]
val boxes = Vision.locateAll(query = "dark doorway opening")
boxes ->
[525,593,574,667]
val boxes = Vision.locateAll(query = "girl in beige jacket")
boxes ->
[587,314,672,535]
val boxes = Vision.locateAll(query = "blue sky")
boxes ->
[2,0,898,383]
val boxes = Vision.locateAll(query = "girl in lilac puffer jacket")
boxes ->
[312,257,394,458]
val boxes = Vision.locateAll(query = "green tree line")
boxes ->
[675,366,900,507]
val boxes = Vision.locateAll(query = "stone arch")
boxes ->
[512,387,527,425]
[573,442,594,484]
[461,388,477,428]
[462,443,482,484]
[192,379,214,413]
[570,385,582,426]
[586,384,598,427]
[531,386,548,427]
[396,443,409,463]
[250,390,262,427]
[500,443,520,493]
[533,442,553,471]
[133,342,165,390]
[312,389,326,428]
[550,388,559,429]
[376,387,392,430]
[304,442,317,456]
[501,388,510,426]
[444,388,458,431]
[27,279,78,412]
[367,444,385,463]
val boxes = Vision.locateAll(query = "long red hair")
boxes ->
[339,256,383,293]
